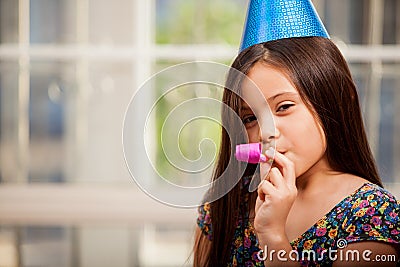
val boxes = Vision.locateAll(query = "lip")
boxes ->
[277,151,289,158]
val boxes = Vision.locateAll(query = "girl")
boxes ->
[193,37,400,266]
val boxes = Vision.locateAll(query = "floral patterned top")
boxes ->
[197,181,400,266]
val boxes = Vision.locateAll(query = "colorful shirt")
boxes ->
[197,181,400,266]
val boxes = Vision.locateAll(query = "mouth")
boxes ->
[276,150,287,155]
[276,150,290,160]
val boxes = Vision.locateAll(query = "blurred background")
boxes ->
[0,0,399,266]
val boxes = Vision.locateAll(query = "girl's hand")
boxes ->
[254,150,297,242]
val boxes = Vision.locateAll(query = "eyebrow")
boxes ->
[240,103,255,112]
[241,91,299,110]
[267,92,299,102]
[241,104,250,110]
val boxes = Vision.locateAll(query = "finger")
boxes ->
[255,195,263,214]
[257,180,266,201]
[268,150,296,186]
[259,162,272,181]
[268,167,285,188]
[257,179,276,201]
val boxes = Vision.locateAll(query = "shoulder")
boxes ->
[347,182,398,211]
[341,183,399,244]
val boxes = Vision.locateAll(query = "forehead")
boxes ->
[241,62,298,108]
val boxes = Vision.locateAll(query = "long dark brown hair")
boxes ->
[193,37,382,266]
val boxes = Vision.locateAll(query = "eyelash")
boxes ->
[242,115,257,125]
[276,103,294,113]
[241,103,294,125]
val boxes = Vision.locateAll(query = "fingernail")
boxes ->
[260,154,267,162]
[265,147,274,158]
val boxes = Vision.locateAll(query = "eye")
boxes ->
[276,103,294,113]
[242,115,257,125]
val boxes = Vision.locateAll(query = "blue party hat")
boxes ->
[240,0,329,52]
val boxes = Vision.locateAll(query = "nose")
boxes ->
[256,110,278,144]
[259,127,280,144]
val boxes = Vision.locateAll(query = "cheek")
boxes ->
[306,115,327,156]
[293,109,326,152]
[298,120,325,156]
[288,113,326,175]
[305,128,326,156]
[246,125,260,143]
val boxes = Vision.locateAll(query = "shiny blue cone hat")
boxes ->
[240,0,329,52]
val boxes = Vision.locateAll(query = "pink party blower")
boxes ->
[235,143,267,163]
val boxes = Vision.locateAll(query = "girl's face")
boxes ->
[240,62,327,178]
